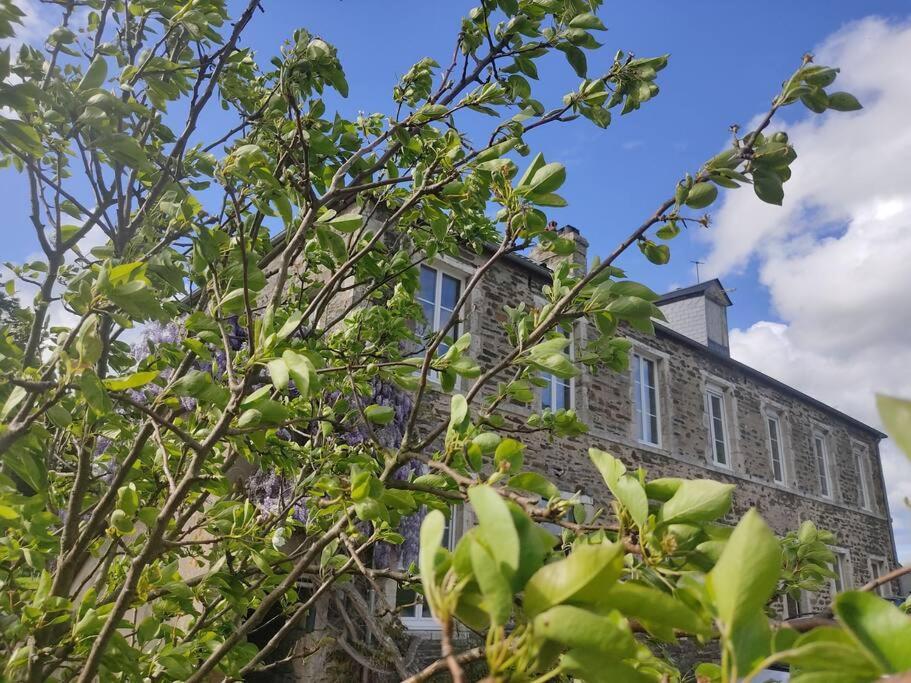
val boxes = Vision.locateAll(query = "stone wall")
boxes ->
[434,244,898,597]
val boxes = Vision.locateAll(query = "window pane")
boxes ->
[833,555,844,592]
[815,437,829,496]
[710,393,726,464]
[558,378,571,410]
[540,327,572,412]
[768,418,783,482]
[633,355,659,445]
[857,456,868,509]
[540,373,553,409]
[633,355,644,432]
[441,273,460,310]
[419,265,437,305]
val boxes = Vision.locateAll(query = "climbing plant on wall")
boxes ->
[0,0,905,681]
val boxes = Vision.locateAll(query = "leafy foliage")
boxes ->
[0,0,903,681]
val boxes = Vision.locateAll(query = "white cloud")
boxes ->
[3,226,109,332]
[705,16,911,563]
[1,0,55,52]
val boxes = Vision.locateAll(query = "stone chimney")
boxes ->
[529,222,589,273]
[654,279,732,356]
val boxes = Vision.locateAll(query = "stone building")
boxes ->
[397,222,899,638]
[267,222,899,680]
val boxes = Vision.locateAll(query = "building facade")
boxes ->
[400,223,898,635]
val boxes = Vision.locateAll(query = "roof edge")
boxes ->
[655,279,733,307]
[654,322,887,440]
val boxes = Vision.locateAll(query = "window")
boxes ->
[418,264,461,356]
[869,557,892,598]
[632,354,660,445]
[813,433,832,498]
[540,326,574,411]
[398,509,457,627]
[784,593,803,619]
[707,388,729,466]
[855,447,871,511]
[767,415,785,484]
[831,550,850,593]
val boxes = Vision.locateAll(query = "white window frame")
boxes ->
[416,259,471,385]
[868,555,892,598]
[783,591,810,619]
[632,352,661,447]
[399,506,462,629]
[853,441,872,511]
[417,262,464,342]
[830,548,851,594]
[813,430,833,499]
[706,385,730,468]
[766,413,786,485]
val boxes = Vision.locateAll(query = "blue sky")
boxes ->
[1,0,907,329]
[4,1,911,561]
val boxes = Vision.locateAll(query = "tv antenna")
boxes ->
[690,260,704,284]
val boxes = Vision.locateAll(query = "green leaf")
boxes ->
[528,351,578,379]
[469,539,513,626]
[595,582,710,636]
[116,483,139,515]
[0,119,44,156]
[101,133,150,171]
[494,437,524,471]
[528,162,566,195]
[508,472,559,500]
[728,609,773,676]
[281,349,315,399]
[529,191,567,207]
[523,541,623,617]
[876,394,911,460]
[645,477,682,501]
[327,213,363,233]
[276,310,304,340]
[781,627,883,680]
[609,281,660,302]
[267,359,289,392]
[560,649,654,683]
[517,152,546,188]
[364,404,394,425]
[753,169,784,205]
[639,240,670,265]
[589,449,647,528]
[826,91,862,112]
[804,66,839,88]
[658,479,733,525]
[103,370,159,391]
[467,485,520,580]
[800,88,829,113]
[569,12,607,30]
[449,394,469,433]
[533,605,635,657]
[1,385,26,420]
[707,509,780,627]
[471,431,501,454]
[79,369,111,414]
[78,55,108,91]
[834,591,911,673]
[562,45,587,78]
[685,182,718,209]
[419,509,446,619]
[46,404,72,428]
